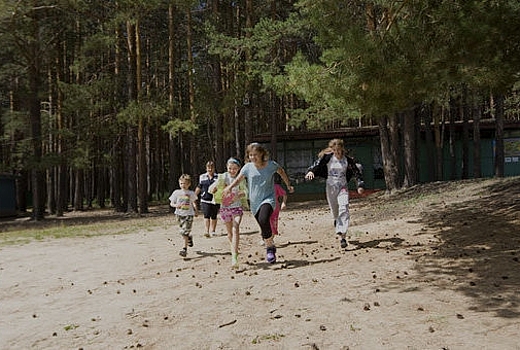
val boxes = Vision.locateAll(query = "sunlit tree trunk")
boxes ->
[112,24,125,212]
[56,40,67,217]
[126,20,138,212]
[379,115,400,194]
[186,8,197,175]
[494,94,505,177]
[461,86,470,179]
[243,0,253,146]
[28,21,45,220]
[135,19,148,214]
[402,109,418,188]
[168,3,181,188]
[433,105,444,181]
[472,95,482,178]
[448,96,457,180]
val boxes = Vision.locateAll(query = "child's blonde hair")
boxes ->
[245,142,269,162]
[179,174,192,184]
[318,138,345,158]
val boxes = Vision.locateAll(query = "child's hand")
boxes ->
[281,202,286,210]
[222,186,231,196]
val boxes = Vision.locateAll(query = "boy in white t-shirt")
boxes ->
[169,174,199,257]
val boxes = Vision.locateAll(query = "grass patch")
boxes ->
[0,217,166,246]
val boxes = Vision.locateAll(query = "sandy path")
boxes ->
[2,185,520,349]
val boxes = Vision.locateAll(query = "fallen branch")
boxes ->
[218,319,237,328]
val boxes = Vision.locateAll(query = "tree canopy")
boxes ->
[1,0,519,217]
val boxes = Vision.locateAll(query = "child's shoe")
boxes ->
[231,253,239,269]
[266,247,277,263]
[179,247,187,257]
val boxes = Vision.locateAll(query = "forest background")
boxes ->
[1,0,520,220]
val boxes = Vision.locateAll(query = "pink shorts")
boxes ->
[219,207,243,223]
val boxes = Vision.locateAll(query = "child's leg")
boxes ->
[326,183,341,229]
[209,203,219,235]
[230,210,243,267]
[336,188,350,236]
[255,204,274,242]
[179,215,194,256]
[270,209,280,236]
[231,213,242,254]
[337,188,350,248]
[225,220,234,244]
[255,204,276,263]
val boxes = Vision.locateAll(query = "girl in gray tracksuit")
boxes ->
[305,138,365,249]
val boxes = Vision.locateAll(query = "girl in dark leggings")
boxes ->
[223,143,294,263]
[255,203,274,240]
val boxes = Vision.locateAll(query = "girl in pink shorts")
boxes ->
[210,158,248,268]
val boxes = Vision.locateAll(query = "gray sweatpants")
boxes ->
[326,182,350,235]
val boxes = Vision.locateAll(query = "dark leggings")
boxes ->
[255,203,274,240]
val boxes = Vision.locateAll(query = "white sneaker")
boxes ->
[259,239,265,246]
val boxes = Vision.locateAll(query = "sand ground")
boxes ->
[1,176,519,349]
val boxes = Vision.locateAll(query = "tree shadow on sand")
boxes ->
[349,237,405,250]
[402,177,520,318]
[245,256,342,271]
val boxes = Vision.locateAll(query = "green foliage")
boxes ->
[285,0,520,123]
[117,100,168,126]
[162,118,198,136]
[0,110,31,173]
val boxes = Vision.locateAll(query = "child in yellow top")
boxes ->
[210,158,248,268]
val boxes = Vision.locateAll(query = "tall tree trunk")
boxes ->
[243,0,253,146]
[74,169,84,210]
[10,83,28,212]
[111,136,125,212]
[433,105,444,181]
[46,67,56,215]
[448,97,457,180]
[56,42,67,217]
[402,109,418,188]
[270,92,278,160]
[379,115,400,194]
[186,9,197,175]
[168,3,181,187]
[28,44,45,220]
[126,20,138,212]
[472,95,482,178]
[461,86,470,179]
[494,94,505,177]
[135,19,148,214]
[423,103,435,182]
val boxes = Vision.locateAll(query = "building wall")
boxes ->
[0,174,17,217]
[260,136,383,197]
[259,129,520,199]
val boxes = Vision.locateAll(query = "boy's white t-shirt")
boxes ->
[169,189,197,216]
